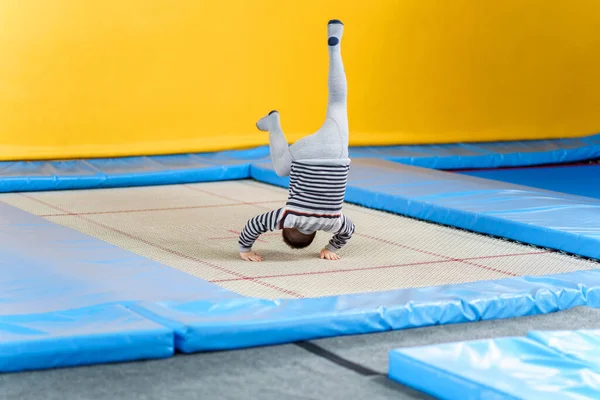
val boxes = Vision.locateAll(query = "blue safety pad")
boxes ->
[0,304,173,372]
[5,144,600,371]
[123,268,600,353]
[2,133,600,193]
[251,158,600,260]
[459,164,600,200]
[194,145,270,162]
[2,183,600,372]
[0,200,240,370]
[349,134,600,169]
[0,154,250,193]
[0,201,239,317]
[388,337,600,400]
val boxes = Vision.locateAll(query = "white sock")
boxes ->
[257,111,292,176]
[326,19,346,112]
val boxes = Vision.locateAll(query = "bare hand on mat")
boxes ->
[240,251,263,262]
[320,248,340,261]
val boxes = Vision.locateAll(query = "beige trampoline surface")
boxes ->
[1,179,598,299]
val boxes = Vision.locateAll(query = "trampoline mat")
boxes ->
[1,179,598,299]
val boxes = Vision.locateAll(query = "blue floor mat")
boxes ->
[388,330,600,399]
[527,329,600,366]
[0,304,173,372]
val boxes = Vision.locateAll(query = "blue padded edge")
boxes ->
[0,201,240,317]
[0,304,174,372]
[459,164,600,200]
[0,200,240,371]
[4,145,600,370]
[0,154,252,193]
[4,181,600,369]
[350,133,600,170]
[2,133,600,193]
[127,267,600,353]
[388,336,600,399]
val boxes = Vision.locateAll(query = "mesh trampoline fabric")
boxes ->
[2,180,597,299]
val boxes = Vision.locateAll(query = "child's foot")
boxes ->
[256,110,278,132]
[327,19,343,47]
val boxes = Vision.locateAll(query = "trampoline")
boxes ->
[3,134,600,374]
[3,180,596,300]
[3,136,600,400]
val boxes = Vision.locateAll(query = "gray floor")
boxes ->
[313,305,600,374]
[2,306,600,400]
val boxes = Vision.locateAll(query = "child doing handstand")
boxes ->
[239,19,355,262]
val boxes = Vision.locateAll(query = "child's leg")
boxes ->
[325,19,348,136]
[257,110,293,177]
[290,20,348,161]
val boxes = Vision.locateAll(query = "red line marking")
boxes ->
[212,259,458,283]
[225,229,268,244]
[187,185,275,211]
[187,186,277,244]
[210,251,550,283]
[22,194,303,299]
[356,232,535,277]
[188,183,528,277]
[39,200,283,218]
[340,201,543,277]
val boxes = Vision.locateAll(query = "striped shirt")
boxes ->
[239,160,355,252]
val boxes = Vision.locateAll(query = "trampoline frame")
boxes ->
[3,135,600,372]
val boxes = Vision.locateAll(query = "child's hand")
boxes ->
[240,251,263,262]
[320,248,340,260]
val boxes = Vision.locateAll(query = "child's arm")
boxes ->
[325,214,355,253]
[239,208,283,258]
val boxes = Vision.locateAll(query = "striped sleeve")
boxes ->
[326,214,355,252]
[239,208,283,252]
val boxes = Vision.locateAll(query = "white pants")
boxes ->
[257,20,349,176]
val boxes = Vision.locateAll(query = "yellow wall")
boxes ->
[1,0,600,161]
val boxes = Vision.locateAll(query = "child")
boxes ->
[239,19,355,262]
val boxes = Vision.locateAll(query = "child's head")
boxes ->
[282,227,316,249]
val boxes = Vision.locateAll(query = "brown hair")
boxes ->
[282,228,316,249]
